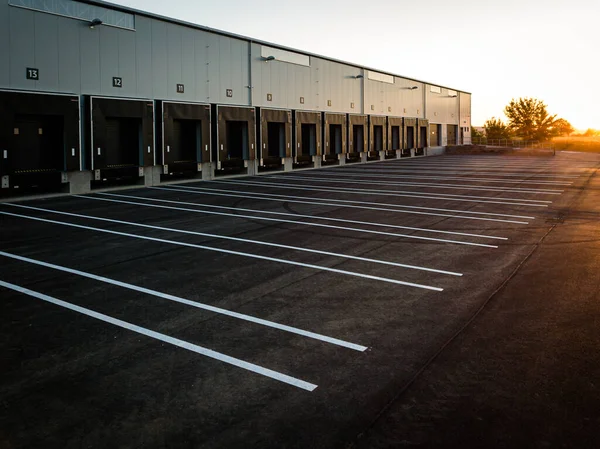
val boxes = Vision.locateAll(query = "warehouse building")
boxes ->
[0,0,472,197]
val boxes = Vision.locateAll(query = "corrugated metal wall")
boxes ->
[425,85,460,125]
[364,76,424,117]
[0,1,470,132]
[2,7,250,104]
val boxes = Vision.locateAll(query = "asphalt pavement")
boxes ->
[1,152,598,449]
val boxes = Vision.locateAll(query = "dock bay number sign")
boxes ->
[26,68,39,80]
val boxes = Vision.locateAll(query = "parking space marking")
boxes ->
[224,178,563,195]
[173,184,535,220]
[68,196,496,249]
[140,190,509,241]
[380,160,578,168]
[158,186,532,224]
[7,203,468,273]
[256,179,552,204]
[292,172,572,185]
[258,176,551,207]
[0,280,318,391]
[342,169,579,179]
[0,251,368,351]
[0,210,445,291]
[369,163,579,169]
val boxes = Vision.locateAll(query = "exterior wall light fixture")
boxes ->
[89,18,103,29]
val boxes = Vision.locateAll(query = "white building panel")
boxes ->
[260,46,310,67]
[367,70,394,84]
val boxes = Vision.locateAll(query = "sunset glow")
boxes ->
[112,0,599,130]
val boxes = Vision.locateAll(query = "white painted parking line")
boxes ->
[67,195,496,249]
[158,186,532,224]
[340,161,575,168]
[200,182,537,219]
[260,177,552,204]
[344,168,579,178]
[0,251,368,351]
[230,178,563,195]
[0,210,445,291]
[293,172,572,185]
[8,203,466,274]
[142,189,509,241]
[382,159,571,167]
[258,176,551,207]
[0,280,318,391]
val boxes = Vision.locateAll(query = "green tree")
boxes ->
[550,118,575,137]
[471,127,484,140]
[504,98,557,141]
[484,117,512,140]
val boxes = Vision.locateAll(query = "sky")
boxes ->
[111,0,599,130]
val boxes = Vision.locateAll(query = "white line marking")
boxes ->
[147,188,508,240]
[0,210,445,291]
[156,186,531,224]
[0,280,318,391]
[293,172,572,185]
[259,175,551,207]
[0,251,367,351]
[384,163,568,169]
[227,178,563,195]
[375,162,579,169]
[130,189,509,241]
[344,168,579,178]
[395,162,577,168]
[68,195,496,249]
[262,176,552,203]
[7,203,465,275]
[185,183,537,220]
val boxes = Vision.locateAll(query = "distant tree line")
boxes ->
[576,128,600,137]
[479,98,577,141]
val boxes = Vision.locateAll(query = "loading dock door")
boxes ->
[403,118,418,154]
[374,126,383,151]
[104,117,142,167]
[324,113,346,160]
[406,127,415,148]
[418,119,429,151]
[259,108,292,167]
[0,91,80,184]
[216,106,256,170]
[161,102,210,170]
[369,116,387,158]
[172,119,200,163]
[330,124,343,154]
[419,127,428,148]
[348,115,368,157]
[226,121,249,160]
[388,117,403,157]
[294,111,322,164]
[447,125,457,146]
[267,122,285,158]
[353,125,364,152]
[391,126,400,150]
[12,114,65,173]
[90,97,154,173]
[301,124,317,157]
